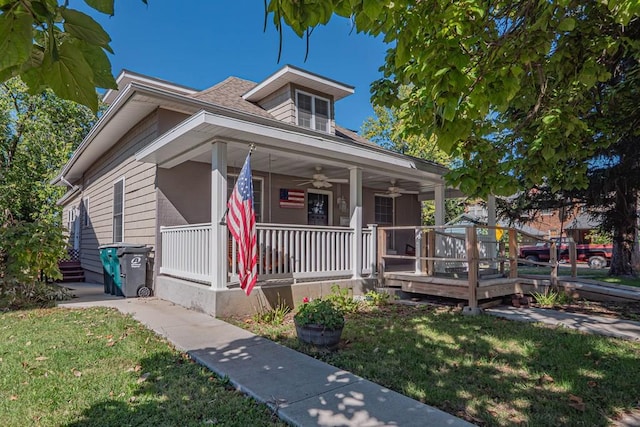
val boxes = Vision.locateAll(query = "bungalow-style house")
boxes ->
[54,65,457,316]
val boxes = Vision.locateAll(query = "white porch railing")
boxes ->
[160,223,211,283]
[160,223,376,284]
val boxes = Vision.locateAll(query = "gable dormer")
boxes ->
[242,65,354,135]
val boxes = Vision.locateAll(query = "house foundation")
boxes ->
[155,275,378,318]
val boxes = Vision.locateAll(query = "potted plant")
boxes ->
[294,297,344,348]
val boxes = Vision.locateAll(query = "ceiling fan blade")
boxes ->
[296,180,313,186]
[400,190,419,195]
[327,178,348,183]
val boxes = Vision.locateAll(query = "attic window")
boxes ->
[296,91,330,132]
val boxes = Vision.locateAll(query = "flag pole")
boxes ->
[219,144,256,225]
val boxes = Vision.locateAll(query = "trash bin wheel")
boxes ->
[137,286,152,297]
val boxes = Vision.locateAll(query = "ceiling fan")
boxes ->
[375,180,419,198]
[295,166,348,188]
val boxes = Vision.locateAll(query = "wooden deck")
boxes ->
[384,272,549,303]
[377,225,564,308]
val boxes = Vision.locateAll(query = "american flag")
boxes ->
[279,188,305,208]
[227,153,257,295]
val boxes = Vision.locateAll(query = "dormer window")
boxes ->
[296,90,330,132]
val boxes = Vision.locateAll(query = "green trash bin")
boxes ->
[98,245,119,295]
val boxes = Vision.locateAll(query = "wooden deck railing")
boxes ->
[160,223,376,284]
[377,225,571,308]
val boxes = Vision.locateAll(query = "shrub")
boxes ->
[325,284,361,314]
[294,298,344,330]
[0,278,71,311]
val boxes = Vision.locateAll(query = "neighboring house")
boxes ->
[516,206,601,243]
[54,65,456,316]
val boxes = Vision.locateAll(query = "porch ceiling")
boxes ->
[136,110,454,195]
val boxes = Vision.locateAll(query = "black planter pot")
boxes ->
[294,321,344,348]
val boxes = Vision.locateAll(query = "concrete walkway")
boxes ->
[485,306,640,341]
[59,283,474,427]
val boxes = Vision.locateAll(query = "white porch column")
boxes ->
[434,184,446,226]
[349,167,363,279]
[211,142,228,289]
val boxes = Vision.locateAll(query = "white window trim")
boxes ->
[374,195,395,225]
[228,173,264,222]
[113,177,125,243]
[295,89,331,133]
[307,189,333,225]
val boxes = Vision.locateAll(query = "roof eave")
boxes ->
[242,65,355,102]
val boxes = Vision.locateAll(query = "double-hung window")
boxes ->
[374,196,394,225]
[113,178,124,242]
[296,91,330,132]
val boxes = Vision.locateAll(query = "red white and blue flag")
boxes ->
[227,153,257,295]
[279,188,305,208]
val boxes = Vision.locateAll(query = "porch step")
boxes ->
[58,260,85,283]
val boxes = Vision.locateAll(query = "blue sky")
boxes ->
[82,2,389,132]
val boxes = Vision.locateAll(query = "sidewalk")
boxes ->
[59,283,475,427]
[485,306,640,341]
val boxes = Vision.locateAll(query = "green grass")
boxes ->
[234,303,640,426]
[0,307,285,427]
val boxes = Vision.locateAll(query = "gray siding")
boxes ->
[61,108,191,280]
[257,84,294,124]
[75,112,159,277]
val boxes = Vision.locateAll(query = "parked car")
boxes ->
[518,238,612,269]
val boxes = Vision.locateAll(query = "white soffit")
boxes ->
[243,65,355,102]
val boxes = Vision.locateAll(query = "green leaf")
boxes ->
[395,41,409,67]
[541,144,555,161]
[34,41,99,111]
[557,17,575,32]
[0,10,33,72]
[83,0,114,15]
[434,67,450,77]
[542,114,557,125]
[73,40,117,89]
[62,8,112,52]
[362,0,384,20]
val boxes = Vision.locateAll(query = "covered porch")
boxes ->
[135,110,460,316]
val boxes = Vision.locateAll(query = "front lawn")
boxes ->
[0,307,284,427]
[234,303,640,426]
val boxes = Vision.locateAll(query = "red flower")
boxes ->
[302,297,310,303]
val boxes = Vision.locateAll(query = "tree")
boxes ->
[267,1,640,275]
[0,0,147,111]
[361,95,464,225]
[267,1,640,192]
[0,78,96,284]
[497,47,640,276]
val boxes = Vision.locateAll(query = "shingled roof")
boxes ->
[191,77,274,119]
